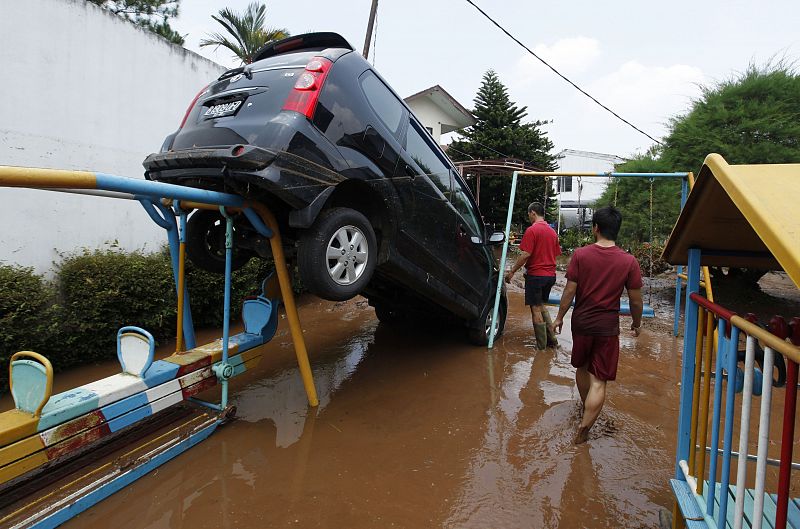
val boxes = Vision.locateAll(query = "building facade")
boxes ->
[555,149,627,230]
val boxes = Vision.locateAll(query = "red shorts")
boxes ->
[570,334,620,381]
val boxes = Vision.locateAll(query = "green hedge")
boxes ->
[0,250,279,391]
[0,266,59,389]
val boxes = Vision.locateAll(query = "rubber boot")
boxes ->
[534,323,548,350]
[541,310,559,347]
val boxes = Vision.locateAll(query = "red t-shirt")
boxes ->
[566,244,643,336]
[519,220,561,277]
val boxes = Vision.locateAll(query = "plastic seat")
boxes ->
[10,351,53,417]
[117,326,155,377]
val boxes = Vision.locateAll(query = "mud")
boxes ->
[34,290,684,529]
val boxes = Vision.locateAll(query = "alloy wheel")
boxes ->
[326,225,369,285]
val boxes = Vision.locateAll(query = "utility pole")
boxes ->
[362,0,379,59]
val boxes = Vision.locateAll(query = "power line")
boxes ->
[463,0,663,146]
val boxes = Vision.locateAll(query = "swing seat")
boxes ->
[546,293,655,318]
[242,271,280,341]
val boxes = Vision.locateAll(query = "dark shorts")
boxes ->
[524,275,556,306]
[570,334,620,381]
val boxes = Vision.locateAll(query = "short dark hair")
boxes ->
[592,206,622,240]
[527,202,544,216]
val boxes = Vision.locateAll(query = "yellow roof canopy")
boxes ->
[662,153,800,288]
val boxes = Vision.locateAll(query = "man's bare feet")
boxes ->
[574,426,590,445]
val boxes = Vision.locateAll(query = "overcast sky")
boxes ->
[171,0,799,164]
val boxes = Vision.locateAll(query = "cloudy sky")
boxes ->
[171,0,799,161]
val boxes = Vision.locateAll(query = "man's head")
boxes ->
[527,202,545,222]
[591,206,623,241]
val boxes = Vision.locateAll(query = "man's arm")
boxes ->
[551,280,577,334]
[504,251,531,283]
[627,288,643,336]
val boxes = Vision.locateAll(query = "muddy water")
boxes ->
[51,292,682,529]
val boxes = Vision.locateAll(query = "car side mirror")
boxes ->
[487,231,505,245]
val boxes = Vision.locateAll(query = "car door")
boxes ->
[397,119,463,294]
[450,171,493,307]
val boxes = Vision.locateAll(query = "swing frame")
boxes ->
[487,170,690,349]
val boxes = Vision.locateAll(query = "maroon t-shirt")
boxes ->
[519,220,561,276]
[566,244,643,336]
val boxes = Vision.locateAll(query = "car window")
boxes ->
[451,175,481,235]
[359,71,404,135]
[405,121,451,197]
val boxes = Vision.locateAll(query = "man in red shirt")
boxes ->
[551,206,643,444]
[504,202,561,350]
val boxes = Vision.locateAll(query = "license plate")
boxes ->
[204,100,243,118]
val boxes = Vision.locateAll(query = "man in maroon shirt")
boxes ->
[551,206,643,444]
[504,202,561,349]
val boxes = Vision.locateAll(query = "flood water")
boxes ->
[50,291,683,529]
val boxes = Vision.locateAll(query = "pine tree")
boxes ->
[449,70,558,227]
[89,0,184,45]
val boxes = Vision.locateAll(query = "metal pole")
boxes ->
[676,247,701,478]
[488,171,518,349]
[362,0,379,59]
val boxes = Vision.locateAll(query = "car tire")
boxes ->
[298,207,377,301]
[185,210,253,274]
[468,299,507,346]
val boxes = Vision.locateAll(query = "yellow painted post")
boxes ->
[688,306,706,473]
[247,202,319,407]
[695,313,715,494]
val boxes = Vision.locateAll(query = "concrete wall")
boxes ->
[0,0,226,274]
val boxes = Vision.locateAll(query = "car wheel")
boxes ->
[468,299,506,346]
[298,207,377,301]
[185,210,253,274]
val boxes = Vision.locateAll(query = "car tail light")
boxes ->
[179,85,209,128]
[282,57,333,118]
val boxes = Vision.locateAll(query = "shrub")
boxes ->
[559,228,593,254]
[55,249,176,370]
[627,240,670,276]
[0,265,58,389]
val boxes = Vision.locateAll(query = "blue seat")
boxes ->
[10,351,53,417]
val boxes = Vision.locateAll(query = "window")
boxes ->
[425,126,433,135]
[359,71,404,135]
[405,121,451,196]
[558,176,573,192]
[451,175,481,235]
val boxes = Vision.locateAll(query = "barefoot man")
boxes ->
[551,207,643,444]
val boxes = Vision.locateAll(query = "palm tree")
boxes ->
[200,2,289,64]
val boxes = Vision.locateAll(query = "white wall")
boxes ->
[405,98,445,144]
[0,0,226,275]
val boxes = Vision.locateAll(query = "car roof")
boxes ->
[252,32,354,63]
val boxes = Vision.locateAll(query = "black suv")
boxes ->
[144,32,506,344]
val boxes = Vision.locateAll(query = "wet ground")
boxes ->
[41,288,684,529]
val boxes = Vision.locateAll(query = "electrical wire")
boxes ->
[463,0,663,146]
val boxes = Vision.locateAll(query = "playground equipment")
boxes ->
[663,154,800,529]
[488,169,690,348]
[0,166,319,528]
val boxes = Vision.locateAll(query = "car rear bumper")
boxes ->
[143,145,345,211]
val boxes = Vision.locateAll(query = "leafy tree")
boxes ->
[449,70,558,227]
[594,149,681,245]
[663,62,800,172]
[200,2,289,64]
[89,0,184,45]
